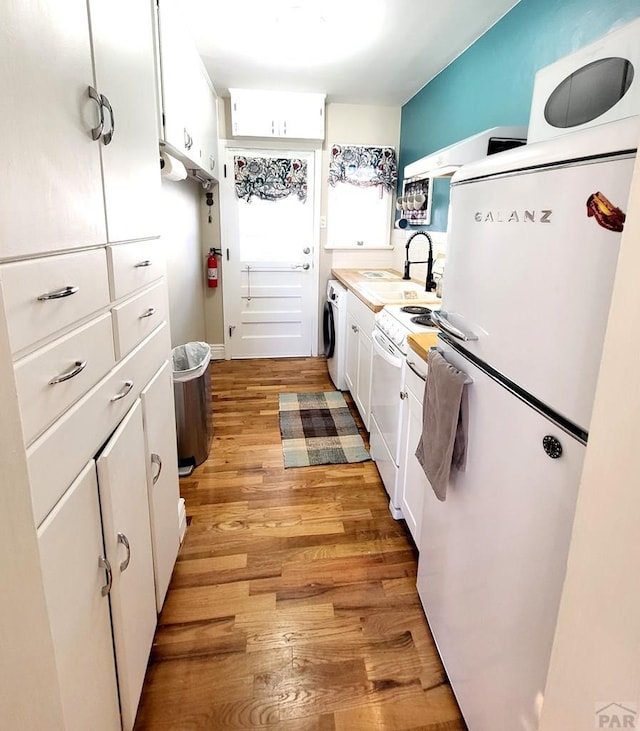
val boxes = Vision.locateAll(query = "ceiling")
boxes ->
[183,0,521,106]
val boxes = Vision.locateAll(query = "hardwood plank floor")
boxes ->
[134,357,466,730]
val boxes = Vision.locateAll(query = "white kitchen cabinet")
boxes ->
[0,0,160,260]
[397,358,429,545]
[344,291,374,430]
[97,400,157,731]
[230,89,326,140]
[37,461,121,731]
[156,0,219,179]
[345,312,358,394]
[0,3,179,726]
[141,361,181,611]
[195,70,220,177]
[89,0,161,243]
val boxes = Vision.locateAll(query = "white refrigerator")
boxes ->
[418,116,639,730]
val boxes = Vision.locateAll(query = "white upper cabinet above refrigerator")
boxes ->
[0,0,161,260]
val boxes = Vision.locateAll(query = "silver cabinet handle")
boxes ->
[400,391,408,400]
[302,247,311,254]
[134,260,152,268]
[49,360,87,385]
[98,555,112,596]
[88,86,104,141]
[352,324,359,333]
[139,307,157,319]
[151,453,162,485]
[117,532,131,572]
[100,94,115,145]
[431,310,478,342]
[37,285,79,301]
[111,379,134,402]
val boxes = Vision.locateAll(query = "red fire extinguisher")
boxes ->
[207,248,218,288]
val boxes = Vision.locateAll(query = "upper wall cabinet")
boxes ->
[155,0,219,181]
[0,0,161,261]
[230,89,326,140]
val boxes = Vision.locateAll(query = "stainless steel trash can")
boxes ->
[172,342,212,476]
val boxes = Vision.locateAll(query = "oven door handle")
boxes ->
[372,330,404,368]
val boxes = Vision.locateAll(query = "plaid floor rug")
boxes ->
[278,391,370,468]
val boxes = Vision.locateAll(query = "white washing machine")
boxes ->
[323,280,347,389]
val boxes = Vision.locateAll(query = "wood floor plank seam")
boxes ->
[134,357,466,730]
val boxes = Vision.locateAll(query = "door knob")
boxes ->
[303,247,310,254]
[302,263,310,270]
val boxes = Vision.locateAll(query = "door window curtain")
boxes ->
[328,145,397,192]
[234,156,308,203]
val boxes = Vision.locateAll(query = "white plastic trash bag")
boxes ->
[171,342,211,382]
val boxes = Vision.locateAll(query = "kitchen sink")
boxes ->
[360,280,440,303]
[357,270,397,280]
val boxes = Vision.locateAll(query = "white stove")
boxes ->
[370,302,440,520]
[375,304,440,355]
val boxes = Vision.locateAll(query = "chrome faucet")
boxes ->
[403,231,436,291]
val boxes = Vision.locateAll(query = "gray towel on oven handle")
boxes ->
[415,351,468,501]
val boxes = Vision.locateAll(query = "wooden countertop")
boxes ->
[331,268,440,312]
[406,332,440,363]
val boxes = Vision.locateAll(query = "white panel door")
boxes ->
[0,0,106,258]
[140,361,180,611]
[97,401,157,731]
[221,148,319,358]
[37,461,121,731]
[89,0,161,243]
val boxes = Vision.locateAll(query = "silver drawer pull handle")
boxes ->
[117,532,131,572]
[37,285,79,301]
[139,307,157,319]
[49,360,87,385]
[111,380,134,402]
[98,555,112,596]
[134,260,152,268]
[88,86,104,141]
[151,453,162,485]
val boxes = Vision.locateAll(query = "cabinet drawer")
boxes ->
[107,240,166,301]
[28,322,171,527]
[347,290,376,332]
[15,313,115,446]
[112,281,167,359]
[0,249,110,355]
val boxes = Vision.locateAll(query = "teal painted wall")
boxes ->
[400,0,640,231]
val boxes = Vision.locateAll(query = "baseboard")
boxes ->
[209,343,225,360]
[178,498,187,543]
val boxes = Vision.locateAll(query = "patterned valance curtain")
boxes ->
[328,145,397,193]
[234,156,308,203]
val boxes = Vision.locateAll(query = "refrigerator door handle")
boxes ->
[431,310,478,342]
